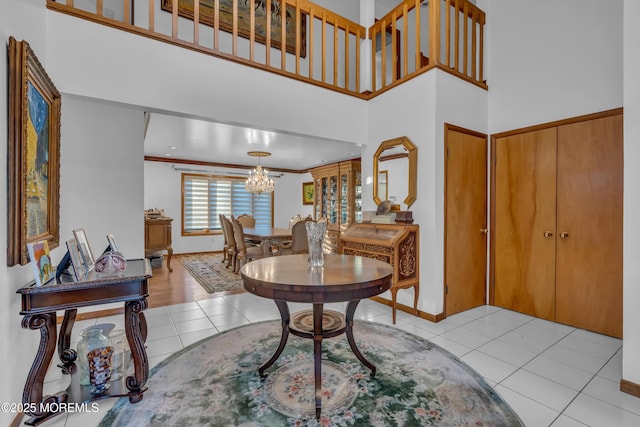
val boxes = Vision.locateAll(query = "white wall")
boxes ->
[1,1,51,424]
[365,72,438,312]
[487,0,623,133]
[44,12,368,148]
[60,96,145,260]
[0,91,144,424]
[144,161,313,254]
[623,0,640,387]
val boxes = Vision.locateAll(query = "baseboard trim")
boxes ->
[369,296,445,323]
[621,379,640,398]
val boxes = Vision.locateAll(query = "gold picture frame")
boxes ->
[302,181,314,205]
[160,0,307,57]
[8,37,61,266]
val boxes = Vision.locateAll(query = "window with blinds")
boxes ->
[182,173,273,235]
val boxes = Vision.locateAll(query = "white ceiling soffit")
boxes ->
[144,113,364,172]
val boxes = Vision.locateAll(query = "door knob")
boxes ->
[480,228,488,234]
[559,232,569,239]
[543,231,553,238]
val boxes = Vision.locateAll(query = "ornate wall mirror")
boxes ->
[373,136,417,208]
[378,170,388,201]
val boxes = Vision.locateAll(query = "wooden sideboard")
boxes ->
[341,222,419,323]
[144,217,173,272]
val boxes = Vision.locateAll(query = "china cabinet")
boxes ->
[309,159,361,253]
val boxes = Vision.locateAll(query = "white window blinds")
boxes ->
[182,173,273,235]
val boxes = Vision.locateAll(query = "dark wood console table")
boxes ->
[16,259,152,425]
[240,254,392,420]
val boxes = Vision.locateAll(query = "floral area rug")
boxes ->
[175,253,243,294]
[99,320,523,426]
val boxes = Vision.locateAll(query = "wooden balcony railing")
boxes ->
[46,0,485,99]
[370,0,486,94]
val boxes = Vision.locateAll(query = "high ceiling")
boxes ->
[144,113,364,172]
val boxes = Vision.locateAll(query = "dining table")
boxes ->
[240,254,393,420]
[242,226,292,256]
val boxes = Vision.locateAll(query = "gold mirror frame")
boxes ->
[373,136,417,208]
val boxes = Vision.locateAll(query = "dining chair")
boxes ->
[219,214,229,264]
[279,218,313,255]
[237,214,256,228]
[237,214,261,245]
[222,215,237,271]
[231,217,266,273]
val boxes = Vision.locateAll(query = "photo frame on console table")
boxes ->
[7,37,61,266]
[160,0,307,57]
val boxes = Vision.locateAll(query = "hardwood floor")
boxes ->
[74,253,244,321]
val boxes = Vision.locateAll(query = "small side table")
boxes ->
[16,259,152,425]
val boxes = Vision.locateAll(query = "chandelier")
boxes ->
[245,151,274,194]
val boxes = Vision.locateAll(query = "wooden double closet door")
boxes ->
[491,110,623,338]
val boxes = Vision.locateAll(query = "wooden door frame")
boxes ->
[488,108,623,305]
[443,123,488,317]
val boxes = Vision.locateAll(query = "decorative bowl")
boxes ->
[94,251,127,276]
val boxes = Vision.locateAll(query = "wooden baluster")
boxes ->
[296,2,300,74]
[214,0,219,51]
[445,0,451,68]
[233,0,238,56]
[281,0,286,70]
[194,0,200,45]
[250,0,255,60]
[322,13,326,83]
[471,8,477,80]
[97,0,103,16]
[391,13,397,82]
[355,28,360,93]
[149,0,155,32]
[266,0,271,65]
[345,24,350,90]
[415,0,421,70]
[124,0,130,24]
[381,19,387,88]
[403,3,408,75]
[333,18,338,87]
[68,0,74,7]
[463,0,468,76]
[171,0,178,38]
[309,9,314,78]
[454,0,459,72]
[479,13,485,83]
[429,0,439,66]
[371,26,376,92]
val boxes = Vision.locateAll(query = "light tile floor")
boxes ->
[31,295,639,426]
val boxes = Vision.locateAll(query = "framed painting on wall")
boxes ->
[7,37,61,266]
[302,181,314,205]
[160,0,307,57]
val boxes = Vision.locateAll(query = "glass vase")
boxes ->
[77,328,109,386]
[88,346,113,394]
[306,221,327,267]
[108,329,126,381]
